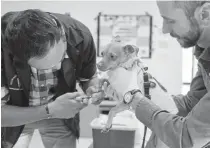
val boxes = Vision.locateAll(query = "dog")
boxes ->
[97,37,178,134]
[97,37,147,133]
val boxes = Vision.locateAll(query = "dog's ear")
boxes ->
[111,35,121,42]
[123,45,139,55]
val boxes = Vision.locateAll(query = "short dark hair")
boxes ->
[3,9,63,61]
[173,1,208,19]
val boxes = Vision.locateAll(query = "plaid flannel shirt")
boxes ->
[29,53,69,106]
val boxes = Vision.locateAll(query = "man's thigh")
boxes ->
[13,125,34,148]
[38,119,76,148]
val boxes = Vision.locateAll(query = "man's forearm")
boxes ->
[134,93,188,148]
[1,105,48,127]
[80,76,99,93]
[134,93,164,128]
[134,92,210,148]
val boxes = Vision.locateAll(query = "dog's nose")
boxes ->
[97,62,102,68]
[97,62,105,70]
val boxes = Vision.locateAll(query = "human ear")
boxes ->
[196,3,210,27]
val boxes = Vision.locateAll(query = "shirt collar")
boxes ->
[48,12,83,47]
[31,52,69,74]
[194,45,210,61]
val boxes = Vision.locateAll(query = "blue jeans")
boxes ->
[13,119,76,148]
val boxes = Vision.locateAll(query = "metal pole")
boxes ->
[149,15,153,58]
[97,12,101,57]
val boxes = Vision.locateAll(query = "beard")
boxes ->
[170,18,201,48]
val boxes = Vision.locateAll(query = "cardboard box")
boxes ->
[90,112,138,148]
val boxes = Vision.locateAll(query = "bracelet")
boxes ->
[44,104,52,119]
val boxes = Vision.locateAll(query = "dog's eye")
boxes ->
[110,54,117,60]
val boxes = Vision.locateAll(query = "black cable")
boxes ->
[141,72,151,148]
[141,125,148,148]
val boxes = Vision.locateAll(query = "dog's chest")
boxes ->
[107,67,143,102]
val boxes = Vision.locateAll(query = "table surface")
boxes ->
[87,138,147,148]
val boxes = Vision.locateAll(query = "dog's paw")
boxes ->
[101,124,112,133]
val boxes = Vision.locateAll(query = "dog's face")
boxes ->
[97,42,139,71]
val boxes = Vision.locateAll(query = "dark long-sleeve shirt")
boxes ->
[135,47,210,148]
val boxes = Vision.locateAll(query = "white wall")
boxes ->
[1,1,183,139]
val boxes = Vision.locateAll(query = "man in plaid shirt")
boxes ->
[1,9,103,148]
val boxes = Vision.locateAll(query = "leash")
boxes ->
[152,77,168,93]
[141,71,152,148]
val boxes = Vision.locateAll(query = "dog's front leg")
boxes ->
[101,102,130,133]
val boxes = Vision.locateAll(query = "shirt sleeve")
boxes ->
[1,48,10,106]
[173,64,207,117]
[1,87,10,106]
[1,48,6,87]
[78,35,97,80]
[135,92,210,148]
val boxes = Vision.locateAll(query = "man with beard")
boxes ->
[104,1,210,148]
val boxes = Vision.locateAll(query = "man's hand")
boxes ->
[48,92,87,119]
[85,84,105,105]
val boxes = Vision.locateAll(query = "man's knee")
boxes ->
[41,132,76,148]
[39,119,76,148]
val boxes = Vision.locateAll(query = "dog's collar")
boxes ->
[118,57,144,71]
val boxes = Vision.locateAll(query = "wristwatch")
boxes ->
[123,89,142,104]
[45,104,53,119]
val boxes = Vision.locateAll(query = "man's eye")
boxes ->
[168,21,175,24]
[166,19,175,24]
